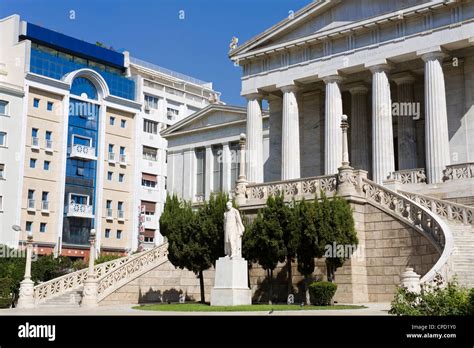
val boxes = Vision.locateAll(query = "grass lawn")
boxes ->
[133,303,366,312]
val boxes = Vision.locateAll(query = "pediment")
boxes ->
[162,105,247,136]
[232,0,431,56]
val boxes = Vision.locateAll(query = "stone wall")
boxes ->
[100,200,439,305]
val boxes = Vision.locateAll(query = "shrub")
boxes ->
[0,277,13,308]
[309,281,337,306]
[389,277,471,316]
[468,288,474,315]
[95,254,122,265]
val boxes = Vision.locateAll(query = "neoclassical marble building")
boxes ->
[229,0,473,186]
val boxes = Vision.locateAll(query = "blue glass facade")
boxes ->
[63,79,100,245]
[30,44,135,100]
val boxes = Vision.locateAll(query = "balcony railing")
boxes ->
[119,154,127,165]
[27,199,35,211]
[45,140,53,151]
[443,162,474,181]
[70,144,97,160]
[31,137,39,149]
[41,200,49,212]
[117,210,125,221]
[67,203,94,218]
[387,168,427,184]
[108,152,116,163]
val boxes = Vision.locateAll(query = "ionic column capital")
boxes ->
[392,72,416,85]
[279,84,299,94]
[243,92,263,101]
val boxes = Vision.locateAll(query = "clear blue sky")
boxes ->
[0,0,312,106]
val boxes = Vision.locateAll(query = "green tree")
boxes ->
[322,195,358,282]
[295,199,325,304]
[242,195,286,304]
[159,193,229,304]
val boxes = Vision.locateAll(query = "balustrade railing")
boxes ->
[388,168,427,184]
[245,175,337,204]
[97,243,168,301]
[443,162,474,181]
[398,190,473,225]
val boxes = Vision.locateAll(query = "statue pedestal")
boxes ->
[211,257,252,306]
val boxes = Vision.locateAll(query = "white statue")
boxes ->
[229,36,239,50]
[224,201,244,258]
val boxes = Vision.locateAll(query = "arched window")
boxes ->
[71,77,98,100]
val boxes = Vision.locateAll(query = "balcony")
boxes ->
[67,203,94,218]
[106,208,113,220]
[41,200,49,212]
[27,199,35,211]
[117,210,125,221]
[108,152,116,163]
[45,140,53,152]
[119,154,127,166]
[144,214,158,229]
[70,144,97,160]
[31,137,39,149]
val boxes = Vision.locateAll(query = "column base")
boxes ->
[16,279,35,309]
[211,257,252,306]
[81,278,98,308]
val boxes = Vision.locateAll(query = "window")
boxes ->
[26,221,32,232]
[47,101,53,111]
[142,146,157,161]
[0,195,2,211]
[108,144,114,153]
[116,230,122,239]
[119,173,124,182]
[144,94,159,109]
[0,132,6,146]
[33,98,40,108]
[0,100,8,115]
[45,131,52,140]
[43,161,50,171]
[42,192,49,201]
[40,223,46,233]
[72,134,91,147]
[212,146,223,192]
[141,173,157,188]
[107,171,113,180]
[195,148,205,196]
[110,116,115,126]
[106,200,112,209]
[0,164,4,179]
[105,229,110,238]
[167,107,179,120]
[30,158,37,168]
[120,119,126,128]
[28,190,35,200]
[143,119,158,134]
[118,201,124,211]
[32,128,38,138]
[119,146,125,155]
[230,142,240,189]
[70,194,88,205]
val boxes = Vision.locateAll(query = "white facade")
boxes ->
[229,0,474,186]
[162,105,269,202]
[126,59,222,247]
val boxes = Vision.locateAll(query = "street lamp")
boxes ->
[16,226,35,308]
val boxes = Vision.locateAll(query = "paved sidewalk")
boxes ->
[0,302,391,316]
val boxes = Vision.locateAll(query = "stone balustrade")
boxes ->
[388,168,427,184]
[443,162,474,182]
[398,190,474,226]
[244,175,337,205]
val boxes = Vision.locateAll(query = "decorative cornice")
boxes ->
[26,72,70,90]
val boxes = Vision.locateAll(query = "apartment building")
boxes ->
[0,14,220,257]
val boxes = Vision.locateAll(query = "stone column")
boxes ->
[281,85,301,180]
[235,134,248,206]
[369,64,395,184]
[222,143,232,193]
[323,75,343,174]
[393,73,418,170]
[267,95,283,181]
[348,84,370,172]
[245,94,264,183]
[205,145,213,200]
[419,50,450,183]
[17,231,35,309]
